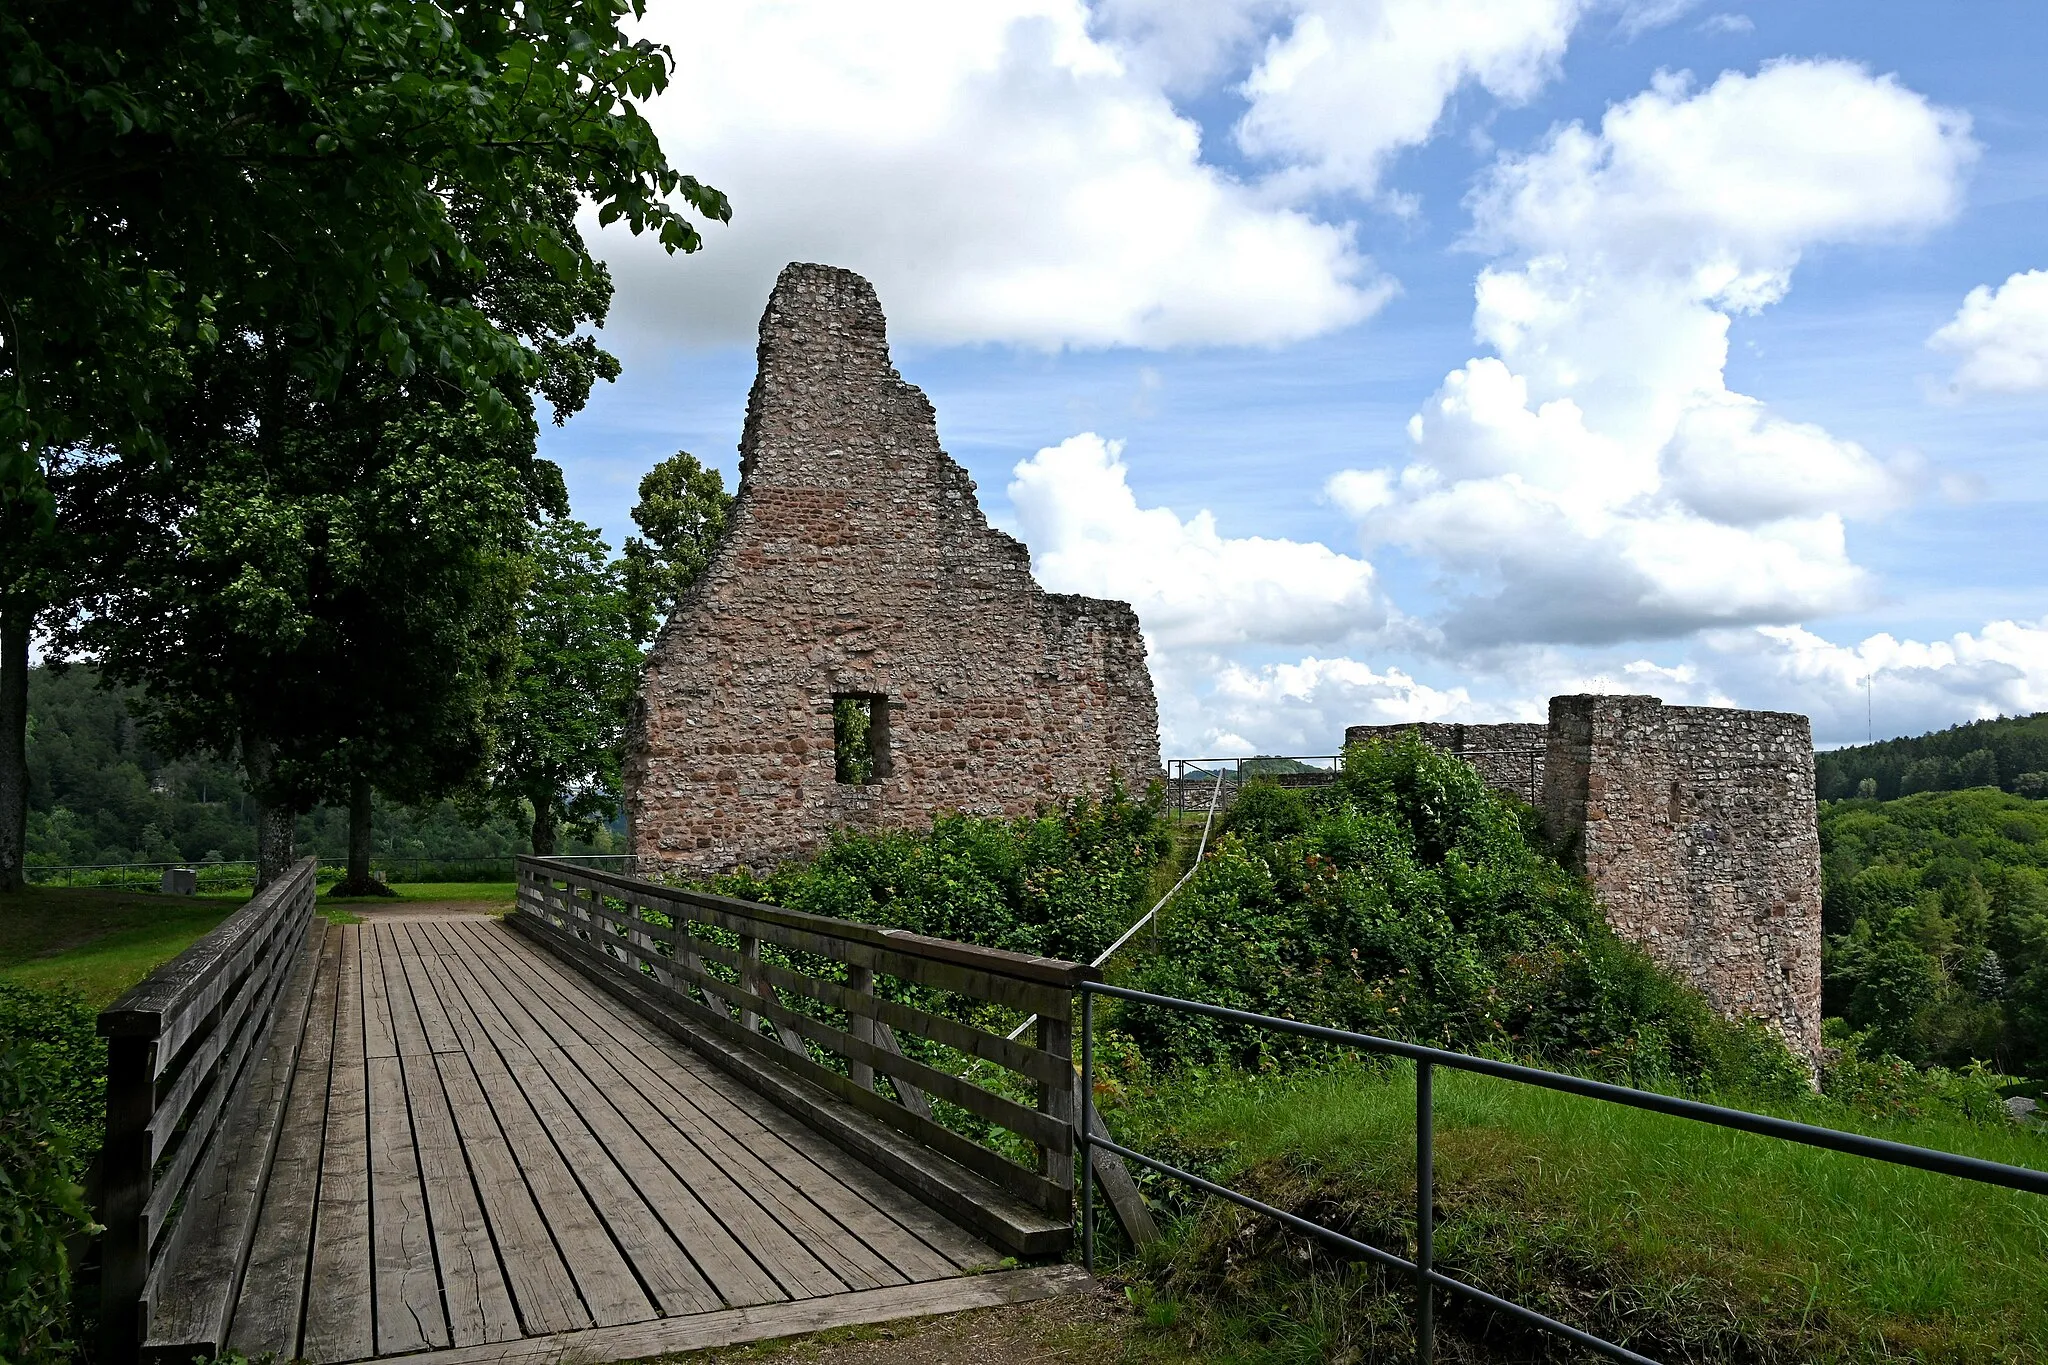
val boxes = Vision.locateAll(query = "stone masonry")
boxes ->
[624,264,1161,873]
[1348,695,1823,1064]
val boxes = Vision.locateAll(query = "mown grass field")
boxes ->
[1112,1062,2048,1363]
[0,881,516,1006]
[0,885,245,1007]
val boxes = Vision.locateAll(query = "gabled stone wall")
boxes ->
[623,264,1161,873]
[1349,696,1822,1063]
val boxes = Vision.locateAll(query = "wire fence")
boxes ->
[1078,981,2048,1365]
[23,851,635,892]
[1165,755,1342,818]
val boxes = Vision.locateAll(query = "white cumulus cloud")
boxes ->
[1008,433,1383,652]
[1929,268,2048,394]
[598,1,1386,349]
[1233,0,1586,201]
[1328,60,1974,648]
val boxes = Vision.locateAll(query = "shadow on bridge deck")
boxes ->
[218,914,1072,1364]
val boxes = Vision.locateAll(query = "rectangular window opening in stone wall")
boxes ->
[833,694,892,784]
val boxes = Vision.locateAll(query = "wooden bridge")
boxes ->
[96,858,1119,1365]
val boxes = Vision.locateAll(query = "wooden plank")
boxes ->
[362,926,449,1355]
[470,924,988,1280]
[428,925,786,1309]
[101,858,314,1047]
[301,924,375,1365]
[872,1021,933,1121]
[429,923,728,1317]
[754,956,1070,1089]
[144,907,299,1160]
[143,921,327,1362]
[140,912,302,1238]
[1036,1016,1074,1194]
[453,921,898,1298]
[512,912,1071,1212]
[415,926,665,1327]
[507,914,1070,1255]
[406,929,592,1334]
[522,859,1095,990]
[556,924,1064,1151]
[228,924,343,1356]
[385,922,521,1347]
[387,1264,1093,1365]
[521,879,1075,1020]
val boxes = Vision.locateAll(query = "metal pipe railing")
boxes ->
[1078,980,2048,1364]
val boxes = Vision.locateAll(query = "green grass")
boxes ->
[0,885,245,1008]
[323,879,516,906]
[1112,1062,2048,1362]
[0,880,515,1008]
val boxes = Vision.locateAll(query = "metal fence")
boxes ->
[1077,981,2048,1365]
[24,852,636,891]
[1164,755,1341,819]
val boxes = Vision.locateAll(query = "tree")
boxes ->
[4,0,728,889]
[492,519,643,856]
[622,450,733,642]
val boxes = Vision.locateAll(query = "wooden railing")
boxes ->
[97,857,319,1365]
[514,857,1093,1244]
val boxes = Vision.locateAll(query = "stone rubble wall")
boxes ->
[624,264,1161,874]
[1352,697,1822,1064]
[1344,721,1548,804]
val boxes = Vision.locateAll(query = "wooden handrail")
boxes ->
[515,856,1090,1221]
[97,857,318,1365]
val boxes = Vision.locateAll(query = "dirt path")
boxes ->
[674,1276,1185,1365]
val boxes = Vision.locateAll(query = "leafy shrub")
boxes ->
[1117,737,1810,1097]
[1819,1018,2019,1124]
[0,982,105,1152]
[711,778,1170,965]
[0,1040,97,1364]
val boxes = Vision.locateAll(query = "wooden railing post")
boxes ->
[739,934,762,1034]
[98,1032,156,1365]
[847,963,876,1091]
[1036,1014,1075,1203]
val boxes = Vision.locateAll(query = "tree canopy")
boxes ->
[489,519,645,856]
[1,0,728,887]
[623,449,733,641]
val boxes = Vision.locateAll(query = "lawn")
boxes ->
[0,885,246,1007]
[323,879,516,907]
[1112,1061,2048,1363]
[0,881,516,1007]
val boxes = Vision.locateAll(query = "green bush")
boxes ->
[0,1041,97,1364]
[0,983,105,1153]
[711,778,1170,965]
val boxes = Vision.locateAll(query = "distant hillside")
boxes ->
[23,665,613,869]
[1817,713,2048,802]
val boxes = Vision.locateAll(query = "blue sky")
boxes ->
[539,1,2048,755]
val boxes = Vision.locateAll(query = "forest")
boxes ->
[1816,711,2048,800]
[1821,786,2048,1081]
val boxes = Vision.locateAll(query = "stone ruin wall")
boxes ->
[624,264,1161,874]
[1344,721,1548,805]
[1349,697,1823,1064]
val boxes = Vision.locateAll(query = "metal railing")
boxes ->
[1077,982,2048,1365]
[1165,755,1341,818]
[25,852,632,890]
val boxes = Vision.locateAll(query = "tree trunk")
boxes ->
[331,770,394,897]
[530,791,558,857]
[245,734,297,890]
[0,603,28,895]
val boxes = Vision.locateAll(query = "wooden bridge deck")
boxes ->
[219,911,1040,1364]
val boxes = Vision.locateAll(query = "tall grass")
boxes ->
[1112,1061,2048,1362]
